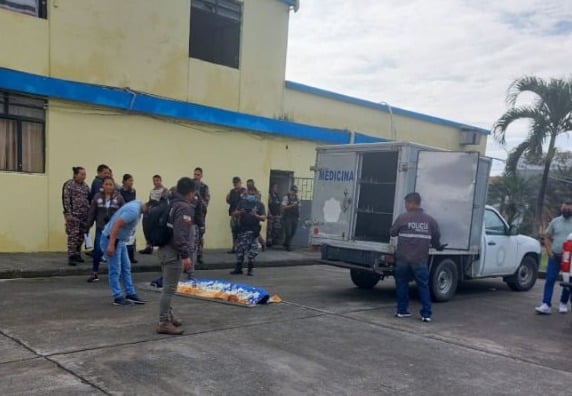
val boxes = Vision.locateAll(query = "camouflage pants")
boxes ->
[65,216,86,256]
[235,231,258,263]
[180,224,199,281]
[266,215,282,246]
[197,226,206,258]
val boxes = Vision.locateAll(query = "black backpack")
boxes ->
[143,198,176,247]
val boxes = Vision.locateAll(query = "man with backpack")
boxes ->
[230,186,266,276]
[156,177,196,335]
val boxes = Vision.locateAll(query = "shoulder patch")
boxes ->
[183,215,192,223]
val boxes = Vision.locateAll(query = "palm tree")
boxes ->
[493,76,572,235]
[487,173,535,229]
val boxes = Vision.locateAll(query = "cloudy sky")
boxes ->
[285,0,572,174]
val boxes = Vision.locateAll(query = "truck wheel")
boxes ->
[350,269,380,289]
[430,258,459,302]
[506,255,538,292]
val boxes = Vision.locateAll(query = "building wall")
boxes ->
[0,9,49,75]
[0,100,316,252]
[284,88,488,154]
[0,0,291,115]
[0,1,490,252]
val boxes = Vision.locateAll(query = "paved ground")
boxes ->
[0,248,320,279]
[0,265,571,395]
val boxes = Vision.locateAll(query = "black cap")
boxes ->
[291,185,298,192]
[233,176,241,183]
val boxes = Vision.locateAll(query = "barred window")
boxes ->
[0,91,46,173]
[0,0,47,18]
[190,0,242,69]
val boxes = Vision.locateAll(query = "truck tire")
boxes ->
[505,255,538,292]
[350,269,380,289]
[430,258,459,302]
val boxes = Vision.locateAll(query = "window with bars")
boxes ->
[189,0,242,69]
[0,91,46,173]
[0,0,47,18]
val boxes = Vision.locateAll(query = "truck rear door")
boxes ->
[414,151,480,250]
[311,150,357,241]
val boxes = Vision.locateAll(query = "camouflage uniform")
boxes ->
[266,191,283,247]
[62,179,90,257]
[232,199,266,275]
[179,195,200,281]
[194,182,210,263]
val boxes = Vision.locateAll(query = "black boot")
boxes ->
[230,262,243,275]
[197,255,204,266]
[247,261,254,276]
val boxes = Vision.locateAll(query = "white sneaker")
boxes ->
[559,303,568,314]
[535,303,552,315]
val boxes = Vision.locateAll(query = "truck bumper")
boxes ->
[321,245,393,274]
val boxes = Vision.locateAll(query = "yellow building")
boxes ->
[0,0,488,252]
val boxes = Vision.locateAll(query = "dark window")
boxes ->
[484,210,507,236]
[0,91,46,173]
[0,0,47,18]
[190,0,241,69]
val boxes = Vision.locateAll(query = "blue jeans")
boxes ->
[395,261,432,318]
[92,228,103,273]
[542,254,570,306]
[100,235,136,299]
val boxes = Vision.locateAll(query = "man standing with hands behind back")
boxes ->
[281,185,300,251]
[390,192,443,323]
[535,201,572,314]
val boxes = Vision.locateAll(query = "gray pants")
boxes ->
[282,217,298,248]
[157,245,182,323]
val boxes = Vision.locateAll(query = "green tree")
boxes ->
[488,173,536,234]
[493,76,572,235]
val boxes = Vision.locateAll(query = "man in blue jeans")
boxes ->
[535,201,572,314]
[102,200,148,306]
[390,193,443,322]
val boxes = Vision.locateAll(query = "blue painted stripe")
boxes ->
[353,133,388,144]
[285,81,491,135]
[0,67,352,144]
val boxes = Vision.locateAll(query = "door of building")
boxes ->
[291,177,314,248]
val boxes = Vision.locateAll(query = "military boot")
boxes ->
[229,262,243,275]
[156,322,184,335]
[247,261,254,276]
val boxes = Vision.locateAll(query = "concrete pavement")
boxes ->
[0,247,320,279]
[1,265,571,395]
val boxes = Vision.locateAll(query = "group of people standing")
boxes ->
[61,166,304,334]
[225,177,301,276]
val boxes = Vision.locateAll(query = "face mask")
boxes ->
[246,195,256,202]
[563,210,572,219]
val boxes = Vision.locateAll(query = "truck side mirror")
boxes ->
[508,224,519,235]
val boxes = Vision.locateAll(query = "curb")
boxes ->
[0,259,322,280]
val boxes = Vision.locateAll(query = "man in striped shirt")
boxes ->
[390,192,442,322]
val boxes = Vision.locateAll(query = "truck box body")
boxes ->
[311,142,491,267]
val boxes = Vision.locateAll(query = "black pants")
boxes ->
[282,217,298,248]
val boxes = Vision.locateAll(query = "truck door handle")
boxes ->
[488,241,496,246]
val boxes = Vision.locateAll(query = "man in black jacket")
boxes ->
[390,192,443,323]
[88,164,110,203]
[156,177,195,335]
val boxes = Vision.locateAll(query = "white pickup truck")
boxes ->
[310,142,541,301]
